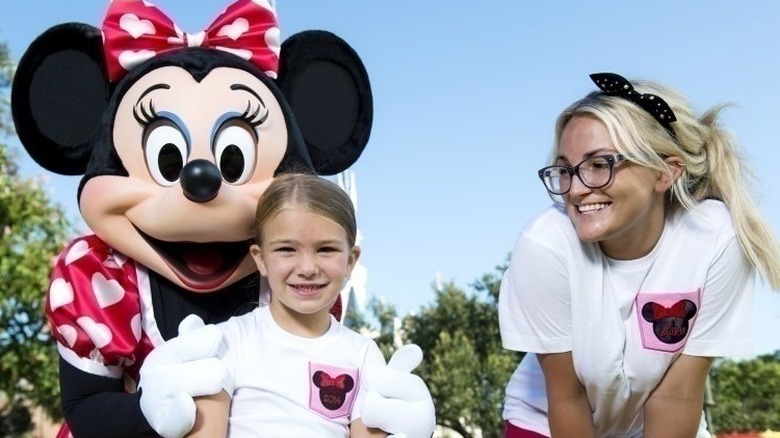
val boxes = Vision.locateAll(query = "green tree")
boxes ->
[403,261,521,438]
[0,40,72,431]
[366,298,401,359]
[709,352,780,433]
[343,294,371,331]
[0,42,12,134]
[345,295,401,360]
[346,261,520,437]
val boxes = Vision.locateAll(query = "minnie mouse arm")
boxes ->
[360,345,436,437]
[46,236,156,436]
[59,359,155,436]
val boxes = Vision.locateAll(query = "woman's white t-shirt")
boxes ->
[499,200,754,437]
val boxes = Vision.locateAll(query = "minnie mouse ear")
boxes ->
[277,30,372,175]
[11,22,110,175]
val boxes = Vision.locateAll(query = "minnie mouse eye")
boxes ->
[214,125,256,185]
[144,122,188,186]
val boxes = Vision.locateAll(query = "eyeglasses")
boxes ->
[537,154,627,195]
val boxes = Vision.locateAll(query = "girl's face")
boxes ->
[558,116,673,259]
[251,204,360,336]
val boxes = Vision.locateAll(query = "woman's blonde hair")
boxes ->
[553,78,780,289]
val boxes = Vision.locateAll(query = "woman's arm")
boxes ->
[351,419,388,438]
[644,229,750,437]
[537,352,595,438]
[643,354,712,438]
[187,390,230,438]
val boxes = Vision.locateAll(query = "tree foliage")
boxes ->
[346,260,521,437]
[709,352,780,433]
[0,41,71,429]
[402,261,522,438]
[344,296,400,360]
[0,42,13,135]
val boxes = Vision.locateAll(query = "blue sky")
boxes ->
[2,0,780,355]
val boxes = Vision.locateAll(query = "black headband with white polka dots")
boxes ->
[590,72,677,138]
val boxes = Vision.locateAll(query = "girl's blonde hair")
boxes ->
[253,173,357,247]
[553,79,780,289]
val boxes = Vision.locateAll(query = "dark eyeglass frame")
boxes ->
[537,154,627,195]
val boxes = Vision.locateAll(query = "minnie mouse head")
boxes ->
[11,0,372,294]
[641,299,698,344]
[312,370,356,410]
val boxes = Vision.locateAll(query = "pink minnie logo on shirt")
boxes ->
[636,290,700,353]
[309,362,359,419]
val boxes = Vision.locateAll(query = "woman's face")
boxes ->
[558,116,671,259]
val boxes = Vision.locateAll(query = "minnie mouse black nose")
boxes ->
[180,159,222,203]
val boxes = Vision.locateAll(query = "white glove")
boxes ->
[138,314,226,438]
[361,344,436,438]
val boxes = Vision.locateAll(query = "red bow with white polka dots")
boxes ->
[102,0,280,82]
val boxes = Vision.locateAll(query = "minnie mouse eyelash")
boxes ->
[132,98,268,130]
[133,98,158,126]
[239,100,269,127]
[590,72,678,139]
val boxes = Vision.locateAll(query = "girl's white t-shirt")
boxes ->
[216,305,386,437]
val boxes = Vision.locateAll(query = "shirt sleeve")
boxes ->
[46,235,143,378]
[683,234,755,357]
[351,340,386,422]
[499,227,573,353]
[215,315,245,397]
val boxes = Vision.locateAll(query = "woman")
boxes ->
[498,72,780,437]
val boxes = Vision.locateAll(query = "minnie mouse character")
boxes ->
[11,1,435,436]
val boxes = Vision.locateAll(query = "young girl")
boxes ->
[499,72,780,437]
[188,173,387,437]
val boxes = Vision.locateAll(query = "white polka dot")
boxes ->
[92,273,126,309]
[65,240,90,265]
[49,278,74,311]
[119,13,156,39]
[131,313,142,342]
[217,18,249,41]
[76,317,112,349]
[57,324,78,348]
[265,27,281,56]
[118,50,156,71]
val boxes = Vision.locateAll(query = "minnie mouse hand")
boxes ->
[361,344,436,438]
[138,315,226,438]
